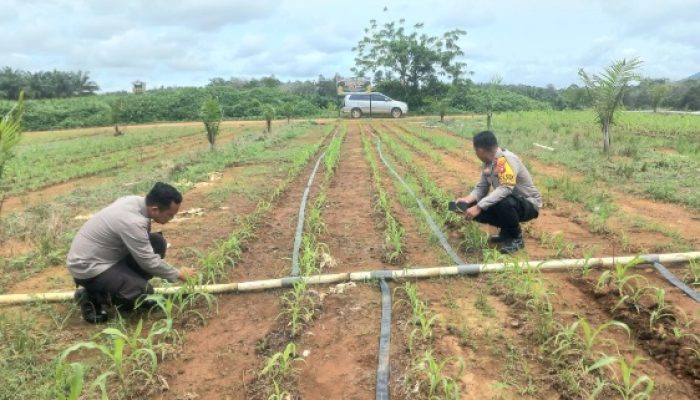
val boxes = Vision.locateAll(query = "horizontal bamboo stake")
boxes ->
[1,252,698,305]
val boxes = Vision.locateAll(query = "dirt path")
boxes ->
[297,284,381,399]
[318,122,388,271]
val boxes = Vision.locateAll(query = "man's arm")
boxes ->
[457,170,489,205]
[119,222,180,282]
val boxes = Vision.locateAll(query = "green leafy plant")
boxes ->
[0,91,24,218]
[410,349,464,399]
[261,342,303,377]
[201,97,222,150]
[579,58,643,153]
[264,105,275,133]
[53,362,86,400]
[597,356,655,400]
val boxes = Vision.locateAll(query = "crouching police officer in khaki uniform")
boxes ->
[456,131,542,254]
[67,182,195,323]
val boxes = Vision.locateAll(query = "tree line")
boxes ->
[0,67,99,100]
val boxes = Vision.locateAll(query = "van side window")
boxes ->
[371,94,387,101]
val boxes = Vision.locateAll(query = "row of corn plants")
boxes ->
[360,127,406,264]
[196,124,337,283]
[490,257,657,399]
[396,282,464,399]
[256,124,346,399]
[375,128,490,258]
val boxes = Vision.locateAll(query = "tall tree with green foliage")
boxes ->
[351,17,467,104]
[200,97,222,150]
[579,58,643,153]
[0,91,25,218]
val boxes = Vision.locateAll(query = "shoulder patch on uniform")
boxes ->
[496,156,516,185]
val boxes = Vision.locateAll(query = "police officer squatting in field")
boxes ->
[455,131,542,254]
[67,182,195,323]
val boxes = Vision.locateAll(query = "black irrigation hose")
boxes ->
[292,128,339,276]
[291,152,325,276]
[652,262,700,303]
[374,136,467,267]
[376,278,392,400]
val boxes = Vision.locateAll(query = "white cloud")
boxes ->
[0,0,698,91]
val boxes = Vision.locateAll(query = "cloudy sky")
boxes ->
[2,0,699,92]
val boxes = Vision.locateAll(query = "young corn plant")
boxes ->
[279,280,316,337]
[596,257,648,297]
[307,190,327,235]
[323,125,347,181]
[410,349,464,400]
[53,362,87,400]
[600,356,655,400]
[58,319,158,398]
[384,216,405,263]
[261,342,303,378]
[460,221,488,254]
[576,318,630,359]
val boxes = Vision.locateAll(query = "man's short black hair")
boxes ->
[146,182,182,210]
[473,130,498,150]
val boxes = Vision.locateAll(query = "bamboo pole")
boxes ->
[1,252,698,305]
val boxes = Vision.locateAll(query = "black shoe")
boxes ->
[488,232,509,244]
[500,236,524,255]
[74,288,109,324]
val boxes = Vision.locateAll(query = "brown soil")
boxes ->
[317,123,389,271]
[296,284,382,399]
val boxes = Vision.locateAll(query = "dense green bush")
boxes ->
[0,86,333,131]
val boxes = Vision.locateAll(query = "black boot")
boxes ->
[74,288,109,324]
[500,233,525,254]
[488,230,510,244]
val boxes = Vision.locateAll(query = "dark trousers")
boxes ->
[75,232,167,309]
[474,195,539,237]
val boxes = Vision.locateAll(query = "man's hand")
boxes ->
[455,196,474,205]
[177,267,196,281]
[465,205,481,220]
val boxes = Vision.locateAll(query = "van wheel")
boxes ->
[391,108,403,118]
[351,108,363,119]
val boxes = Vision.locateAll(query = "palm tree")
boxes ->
[74,70,99,96]
[0,91,25,218]
[579,58,642,153]
[201,97,222,150]
[485,75,502,130]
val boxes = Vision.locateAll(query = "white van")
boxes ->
[341,92,408,118]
